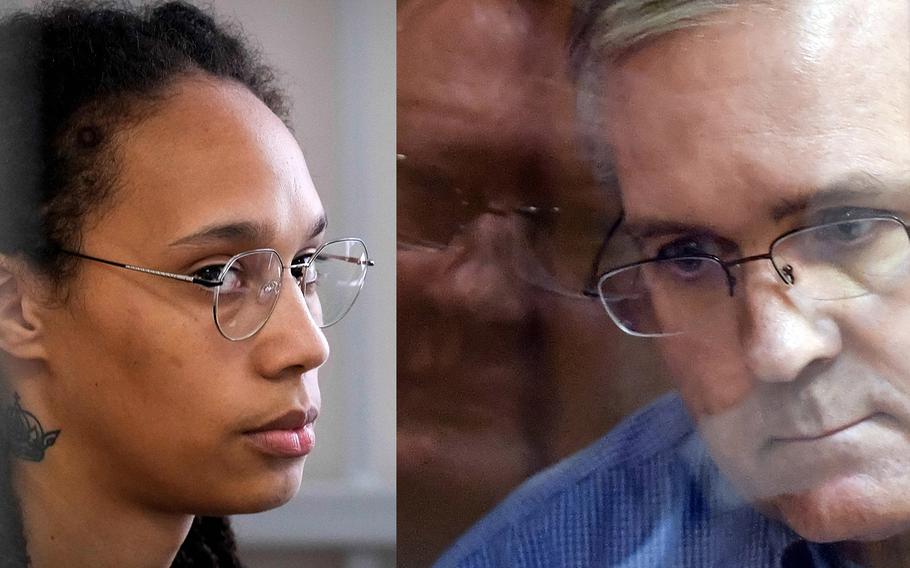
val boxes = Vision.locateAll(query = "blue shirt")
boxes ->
[433,393,861,568]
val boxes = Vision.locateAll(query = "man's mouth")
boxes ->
[768,414,881,446]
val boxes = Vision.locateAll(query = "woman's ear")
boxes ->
[0,255,48,361]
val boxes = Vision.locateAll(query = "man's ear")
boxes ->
[0,255,48,361]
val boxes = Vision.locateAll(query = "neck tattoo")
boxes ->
[4,393,60,462]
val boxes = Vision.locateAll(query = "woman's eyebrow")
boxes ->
[168,213,328,248]
[308,212,328,240]
[168,221,274,248]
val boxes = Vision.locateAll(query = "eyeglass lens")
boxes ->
[303,239,369,328]
[213,239,369,340]
[598,217,910,337]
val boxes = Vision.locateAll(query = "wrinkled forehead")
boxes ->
[597,0,910,236]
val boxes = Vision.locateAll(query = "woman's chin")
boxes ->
[244,463,306,513]
[189,460,306,516]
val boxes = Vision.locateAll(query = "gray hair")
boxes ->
[568,0,753,187]
[569,0,748,70]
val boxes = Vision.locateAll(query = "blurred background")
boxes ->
[1,1,396,567]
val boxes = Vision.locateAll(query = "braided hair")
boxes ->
[0,1,294,565]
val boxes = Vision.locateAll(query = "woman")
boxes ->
[0,2,372,566]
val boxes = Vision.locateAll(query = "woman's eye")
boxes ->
[290,253,315,280]
[193,263,244,292]
[220,267,245,292]
[193,264,225,282]
[300,266,320,290]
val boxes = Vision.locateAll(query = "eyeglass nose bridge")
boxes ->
[723,252,796,296]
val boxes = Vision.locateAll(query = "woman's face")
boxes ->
[33,76,329,515]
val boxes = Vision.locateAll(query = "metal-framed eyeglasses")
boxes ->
[62,237,375,341]
[595,214,910,337]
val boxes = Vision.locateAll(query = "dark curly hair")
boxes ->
[0,1,294,565]
[0,0,290,284]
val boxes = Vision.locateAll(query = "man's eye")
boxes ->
[646,255,720,286]
[655,238,716,260]
[809,208,894,246]
[815,219,877,244]
[815,207,883,224]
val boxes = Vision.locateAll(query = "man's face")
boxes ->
[602,0,910,542]
[397,0,669,560]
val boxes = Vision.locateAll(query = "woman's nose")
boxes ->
[254,272,330,379]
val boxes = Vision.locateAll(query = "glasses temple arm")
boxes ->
[60,250,222,288]
[292,255,376,266]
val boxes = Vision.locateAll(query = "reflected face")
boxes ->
[397,0,569,504]
[397,0,669,555]
[35,77,329,515]
[603,0,910,541]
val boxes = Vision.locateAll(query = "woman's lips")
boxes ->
[245,424,315,458]
[244,408,318,458]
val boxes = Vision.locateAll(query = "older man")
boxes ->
[434,0,910,566]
